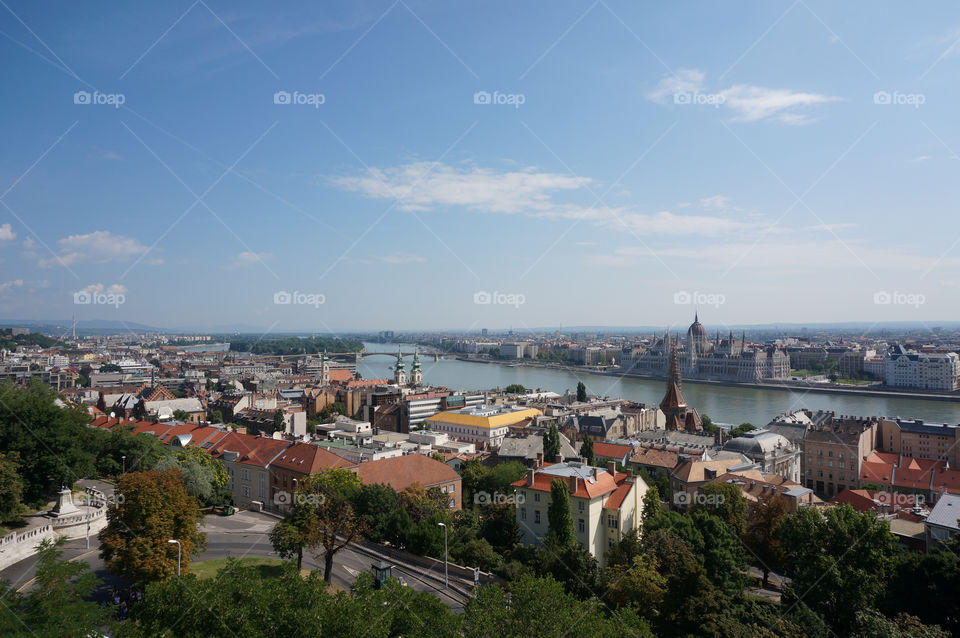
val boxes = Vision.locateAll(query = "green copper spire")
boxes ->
[395,345,405,370]
[412,347,421,370]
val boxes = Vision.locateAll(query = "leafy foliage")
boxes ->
[99,469,206,583]
[0,539,108,638]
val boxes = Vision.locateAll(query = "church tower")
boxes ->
[659,343,702,433]
[321,349,330,385]
[393,346,407,386]
[411,348,423,386]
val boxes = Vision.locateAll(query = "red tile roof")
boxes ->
[208,433,291,467]
[354,454,460,492]
[593,442,631,461]
[603,482,633,510]
[270,442,354,474]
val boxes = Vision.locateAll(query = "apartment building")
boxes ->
[885,352,960,391]
[425,404,542,450]
[878,418,960,465]
[512,460,648,565]
[802,416,878,498]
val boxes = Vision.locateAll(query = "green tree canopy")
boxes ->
[576,381,587,402]
[99,468,206,583]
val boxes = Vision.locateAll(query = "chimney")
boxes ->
[536,452,543,468]
[555,454,562,463]
[568,475,577,493]
[526,468,536,486]
[607,460,617,476]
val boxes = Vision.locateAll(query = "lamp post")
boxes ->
[121,455,126,474]
[167,539,181,576]
[437,522,448,589]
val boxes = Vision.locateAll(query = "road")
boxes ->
[1,507,468,610]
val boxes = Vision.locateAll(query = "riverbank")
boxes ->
[454,356,960,403]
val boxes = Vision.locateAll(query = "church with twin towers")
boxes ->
[622,313,791,382]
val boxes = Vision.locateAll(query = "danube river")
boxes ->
[358,343,960,427]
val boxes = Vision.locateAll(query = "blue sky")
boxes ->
[1,1,959,332]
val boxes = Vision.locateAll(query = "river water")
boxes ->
[357,342,960,427]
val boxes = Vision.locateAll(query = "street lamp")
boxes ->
[437,522,448,589]
[167,539,181,576]
[121,455,126,474]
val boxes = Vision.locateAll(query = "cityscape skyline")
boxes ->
[2,1,960,330]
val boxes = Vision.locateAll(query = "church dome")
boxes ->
[722,429,791,456]
[687,313,707,338]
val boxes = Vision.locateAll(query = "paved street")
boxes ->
[1,509,468,610]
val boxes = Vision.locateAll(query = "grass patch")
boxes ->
[189,557,287,580]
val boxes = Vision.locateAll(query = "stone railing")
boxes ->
[0,487,110,570]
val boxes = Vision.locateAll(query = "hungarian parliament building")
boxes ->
[621,314,791,382]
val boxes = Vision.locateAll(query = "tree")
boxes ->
[0,538,108,637]
[207,408,223,423]
[504,384,527,394]
[99,363,122,373]
[298,468,365,582]
[96,391,107,413]
[778,504,898,634]
[576,381,587,402]
[350,482,401,543]
[546,478,575,548]
[604,552,667,613]
[270,510,312,570]
[700,412,717,434]
[172,409,190,422]
[0,452,24,524]
[272,408,286,433]
[99,468,206,583]
[132,398,147,420]
[0,380,95,506]
[851,610,950,638]
[579,434,594,466]
[693,482,748,535]
[729,422,756,438]
[743,493,789,588]
[542,424,561,463]
[640,484,662,526]
[883,533,960,634]
[155,446,228,505]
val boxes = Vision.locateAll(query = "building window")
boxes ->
[521,508,526,521]
[534,493,540,503]
[448,484,454,492]
[534,510,541,525]
[578,519,585,533]
[578,501,584,512]
[608,514,617,528]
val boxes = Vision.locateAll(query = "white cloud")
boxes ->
[720,85,842,124]
[699,195,733,211]
[76,283,128,295]
[380,253,425,264]
[646,69,841,124]
[40,231,148,267]
[227,251,272,269]
[0,279,23,293]
[0,224,15,241]
[330,162,588,213]
[645,69,706,103]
